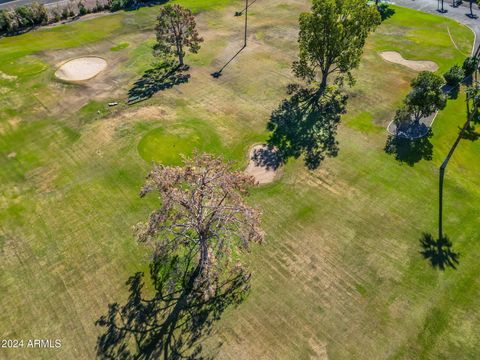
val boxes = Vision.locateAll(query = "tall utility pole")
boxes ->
[244,0,248,47]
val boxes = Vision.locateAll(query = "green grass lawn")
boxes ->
[1,1,479,359]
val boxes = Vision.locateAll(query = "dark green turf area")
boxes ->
[137,119,222,164]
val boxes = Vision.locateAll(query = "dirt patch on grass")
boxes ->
[379,51,438,71]
[55,57,107,82]
[87,105,171,148]
[245,144,281,184]
[0,71,17,81]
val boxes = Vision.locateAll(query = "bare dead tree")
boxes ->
[136,152,263,293]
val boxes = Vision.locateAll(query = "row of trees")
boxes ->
[394,56,479,132]
[0,2,48,33]
[0,0,153,35]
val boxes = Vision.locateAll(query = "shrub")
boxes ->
[61,6,69,19]
[443,65,464,86]
[109,0,140,11]
[50,9,61,22]
[0,2,48,34]
[78,1,88,15]
[94,0,104,12]
[15,6,34,27]
[30,2,48,24]
[0,10,8,32]
[463,56,479,76]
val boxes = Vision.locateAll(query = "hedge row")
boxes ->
[0,0,156,35]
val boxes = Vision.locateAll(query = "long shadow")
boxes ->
[264,86,347,170]
[465,13,478,19]
[95,251,250,359]
[235,0,258,15]
[460,124,480,140]
[384,130,434,166]
[211,45,246,78]
[128,63,190,104]
[461,105,480,140]
[420,233,459,270]
[378,4,395,21]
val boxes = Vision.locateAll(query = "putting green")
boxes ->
[137,121,221,165]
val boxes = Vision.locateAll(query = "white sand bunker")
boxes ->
[55,57,107,82]
[380,51,438,71]
[245,145,281,184]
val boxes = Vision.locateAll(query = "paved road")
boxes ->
[393,0,480,52]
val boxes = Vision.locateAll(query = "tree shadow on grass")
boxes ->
[384,130,434,166]
[442,83,460,99]
[211,45,246,78]
[460,124,480,141]
[378,4,395,21]
[420,233,459,270]
[95,251,250,359]
[265,85,347,170]
[460,107,480,141]
[128,62,190,104]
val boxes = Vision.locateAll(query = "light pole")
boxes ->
[244,0,248,48]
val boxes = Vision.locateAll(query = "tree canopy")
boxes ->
[154,4,203,67]
[293,0,381,92]
[136,153,263,293]
[404,71,446,122]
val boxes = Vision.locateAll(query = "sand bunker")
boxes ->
[55,57,107,82]
[245,145,281,184]
[379,51,438,71]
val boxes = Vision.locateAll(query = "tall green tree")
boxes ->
[404,71,446,123]
[154,4,203,67]
[293,0,381,93]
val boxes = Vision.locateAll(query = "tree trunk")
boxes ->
[199,236,209,273]
[178,46,184,67]
[319,70,329,93]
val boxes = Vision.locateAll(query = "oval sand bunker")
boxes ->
[245,145,281,185]
[55,57,107,82]
[379,51,438,72]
